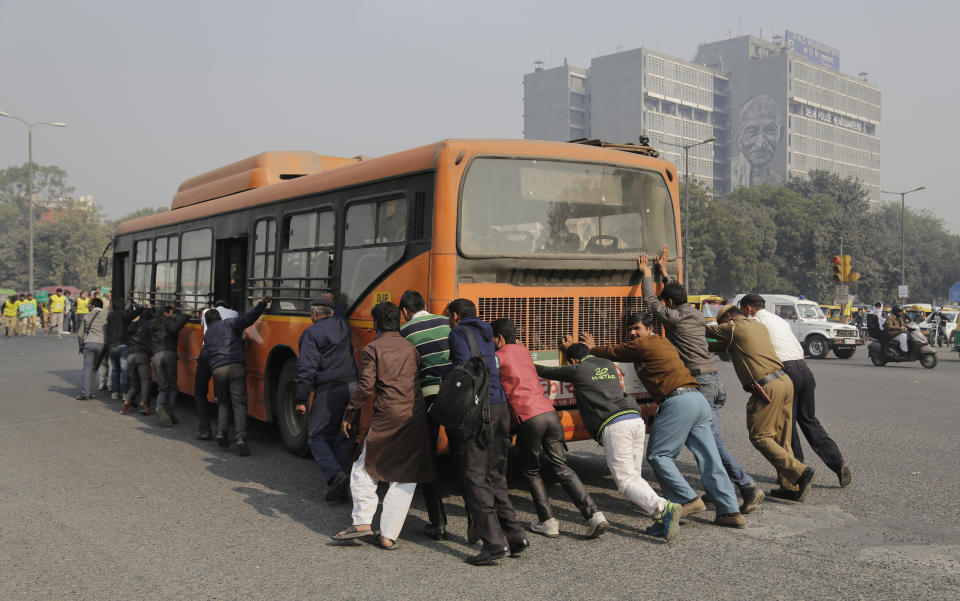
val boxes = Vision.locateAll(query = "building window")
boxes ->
[570,110,585,126]
[340,197,407,307]
[569,76,585,92]
[179,228,212,310]
[278,210,335,311]
[570,93,586,109]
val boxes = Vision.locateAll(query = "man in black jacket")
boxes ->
[123,309,155,415]
[443,298,527,566]
[150,305,195,427]
[295,295,358,502]
[204,297,270,456]
[104,302,143,401]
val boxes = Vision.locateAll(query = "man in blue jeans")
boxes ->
[639,247,764,515]
[584,313,746,530]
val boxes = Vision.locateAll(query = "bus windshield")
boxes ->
[460,158,677,258]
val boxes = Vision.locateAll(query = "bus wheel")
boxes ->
[277,359,309,457]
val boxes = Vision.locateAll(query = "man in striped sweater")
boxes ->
[399,290,452,540]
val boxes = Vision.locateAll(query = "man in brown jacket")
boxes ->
[707,306,816,501]
[333,302,436,550]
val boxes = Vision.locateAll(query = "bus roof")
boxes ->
[171,151,362,210]
[116,138,677,236]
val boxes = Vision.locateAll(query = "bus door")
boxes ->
[215,237,247,310]
[112,252,128,305]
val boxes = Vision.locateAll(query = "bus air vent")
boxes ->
[505,268,635,286]
[412,191,426,240]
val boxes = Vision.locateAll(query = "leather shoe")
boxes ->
[466,515,480,545]
[465,546,508,566]
[236,439,250,456]
[325,471,349,504]
[739,486,765,514]
[837,464,853,488]
[794,467,816,502]
[681,496,706,517]
[509,538,529,558]
[195,431,213,441]
[768,487,800,501]
[423,523,447,541]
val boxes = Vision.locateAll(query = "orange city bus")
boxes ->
[108,139,681,455]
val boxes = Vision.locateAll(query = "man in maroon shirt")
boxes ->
[492,318,608,539]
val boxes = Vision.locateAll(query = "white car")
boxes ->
[733,293,862,359]
[918,310,958,346]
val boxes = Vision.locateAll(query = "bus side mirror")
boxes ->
[97,256,109,278]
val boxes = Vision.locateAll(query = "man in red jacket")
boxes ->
[492,318,608,539]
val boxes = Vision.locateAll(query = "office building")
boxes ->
[522,31,881,202]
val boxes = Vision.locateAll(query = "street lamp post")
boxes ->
[661,136,716,284]
[0,111,67,292]
[880,186,925,295]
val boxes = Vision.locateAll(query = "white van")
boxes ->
[732,294,862,359]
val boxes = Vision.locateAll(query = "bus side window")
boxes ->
[341,197,407,307]
[278,210,334,312]
[180,228,213,311]
[252,218,276,302]
[132,239,153,306]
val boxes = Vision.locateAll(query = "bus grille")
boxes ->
[478,296,652,352]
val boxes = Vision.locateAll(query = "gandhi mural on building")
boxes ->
[732,94,783,187]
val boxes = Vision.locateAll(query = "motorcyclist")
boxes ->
[884,305,910,356]
[928,309,949,346]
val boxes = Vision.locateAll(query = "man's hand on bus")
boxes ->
[579,332,596,348]
[262,295,272,307]
[295,402,306,415]
[656,244,669,278]
[560,334,577,350]
[341,419,351,439]
[637,253,653,278]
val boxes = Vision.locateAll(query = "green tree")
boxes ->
[0,164,110,290]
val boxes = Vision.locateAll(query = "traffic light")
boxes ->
[832,256,842,282]
[841,255,860,282]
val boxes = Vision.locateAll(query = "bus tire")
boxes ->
[276,358,309,457]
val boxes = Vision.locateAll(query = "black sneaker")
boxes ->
[195,431,213,441]
[76,394,91,400]
[236,439,250,456]
[423,523,447,541]
[216,433,229,448]
[156,406,173,427]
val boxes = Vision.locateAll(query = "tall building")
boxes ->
[696,32,881,201]
[522,32,881,202]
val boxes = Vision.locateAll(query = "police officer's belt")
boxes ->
[755,370,786,386]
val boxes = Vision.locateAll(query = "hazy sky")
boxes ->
[1,1,957,231]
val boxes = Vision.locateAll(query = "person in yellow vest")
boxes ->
[49,288,67,338]
[19,293,39,336]
[3,293,19,336]
[76,291,91,319]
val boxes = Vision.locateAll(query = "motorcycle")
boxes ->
[868,323,938,369]
[926,316,948,347]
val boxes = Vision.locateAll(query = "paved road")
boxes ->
[1,334,958,600]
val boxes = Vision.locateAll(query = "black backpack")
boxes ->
[428,326,491,441]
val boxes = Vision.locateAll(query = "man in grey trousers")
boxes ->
[77,298,108,400]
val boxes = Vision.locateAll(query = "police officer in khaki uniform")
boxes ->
[706,306,816,501]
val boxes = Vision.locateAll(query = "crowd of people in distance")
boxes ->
[41,245,852,565]
[3,288,106,339]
